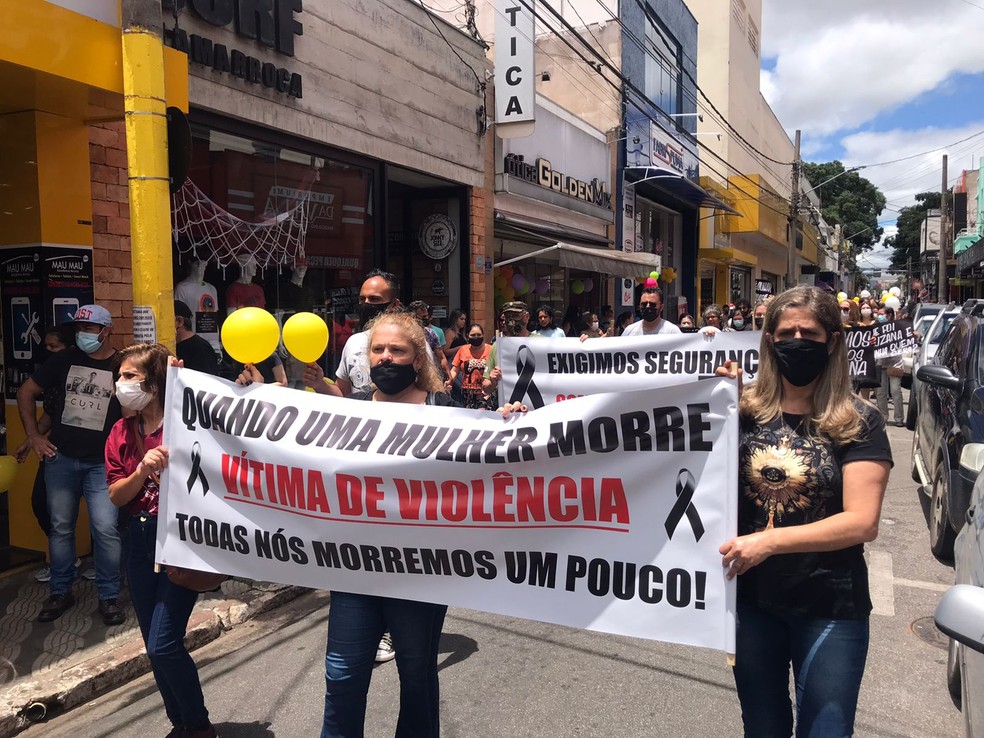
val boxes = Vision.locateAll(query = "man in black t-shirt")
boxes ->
[17,304,125,625]
[175,300,219,375]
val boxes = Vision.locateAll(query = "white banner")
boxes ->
[499,332,761,407]
[158,368,738,652]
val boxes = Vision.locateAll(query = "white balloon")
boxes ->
[885,296,901,310]
[860,290,871,299]
[889,286,901,296]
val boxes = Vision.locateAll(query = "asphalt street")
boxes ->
[24,404,965,737]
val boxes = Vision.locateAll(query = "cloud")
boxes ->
[761,1,984,135]
[838,123,984,219]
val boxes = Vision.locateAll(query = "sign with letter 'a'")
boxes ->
[495,0,536,136]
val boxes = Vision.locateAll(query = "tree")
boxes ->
[885,192,942,271]
[801,161,886,252]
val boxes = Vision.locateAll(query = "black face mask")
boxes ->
[468,336,484,347]
[358,301,392,330]
[754,317,764,329]
[639,306,661,322]
[370,361,417,395]
[772,338,830,387]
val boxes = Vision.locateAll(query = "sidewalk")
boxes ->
[0,561,308,738]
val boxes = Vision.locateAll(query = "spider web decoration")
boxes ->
[171,178,311,268]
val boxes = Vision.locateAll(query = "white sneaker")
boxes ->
[81,567,96,581]
[34,558,82,583]
[375,632,396,663]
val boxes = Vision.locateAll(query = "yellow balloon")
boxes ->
[221,308,281,364]
[0,455,17,493]
[837,292,848,302]
[283,312,329,363]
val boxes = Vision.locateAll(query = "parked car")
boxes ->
[902,303,947,389]
[935,461,984,735]
[912,299,984,560]
[906,306,961,430]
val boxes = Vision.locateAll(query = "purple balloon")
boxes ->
[511,273,527,291]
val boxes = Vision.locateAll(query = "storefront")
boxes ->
[491,97,633,333]
[0,2,188,567]
[623,118,737,320]
[160,0,485,380]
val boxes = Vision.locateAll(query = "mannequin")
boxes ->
[174,259,221,355]
[226,256,266,314]
[283,263,316,312]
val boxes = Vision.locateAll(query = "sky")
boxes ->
[760,0,984,270]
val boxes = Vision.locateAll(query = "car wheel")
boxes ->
[929,461,956,561]
[910,426,921,483]
[905,388,917,431]
[947,637,962,708]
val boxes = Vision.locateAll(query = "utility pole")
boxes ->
[938,154,948,303]
[833,224,843,287]
[122,0,175,349]
[787,129,801,290]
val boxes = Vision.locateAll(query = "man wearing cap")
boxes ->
[17,304,125,625]
[482,301,534,401]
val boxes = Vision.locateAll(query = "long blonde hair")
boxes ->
[366,311,446,394]
[742,285,864,445]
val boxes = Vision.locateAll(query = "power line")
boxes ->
[855,129,984,169]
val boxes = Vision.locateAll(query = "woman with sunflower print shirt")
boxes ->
[716,285,892,738]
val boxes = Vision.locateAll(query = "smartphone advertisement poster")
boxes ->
[1,246,94,399]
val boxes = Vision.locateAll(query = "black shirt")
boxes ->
[177,334,219,375]
[736,402,893,619]
[31,347,122,461]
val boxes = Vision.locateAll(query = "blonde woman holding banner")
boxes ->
[716,285,892,737]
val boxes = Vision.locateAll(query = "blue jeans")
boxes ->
[733,604,869,737]
[126,515,209,731]
[322,591,447,738]
[45,454,121,599]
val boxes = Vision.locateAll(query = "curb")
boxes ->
[0,584,309,738]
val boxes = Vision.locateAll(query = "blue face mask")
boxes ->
[76,331,103,354]
[876,314,887,324]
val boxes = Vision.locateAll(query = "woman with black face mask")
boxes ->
[716,286,892,738]
[321,311,458,738]
[447,322,492,409]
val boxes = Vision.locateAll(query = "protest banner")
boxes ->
[158,367,738,652]
[844,320,916,385]
[499,332,761,408]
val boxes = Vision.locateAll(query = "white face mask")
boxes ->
[591,322,599,330]
[115,380,153,411]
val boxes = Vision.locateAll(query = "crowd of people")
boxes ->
[14,274,915,737]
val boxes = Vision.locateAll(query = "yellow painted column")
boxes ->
[122,9,175,351]
[0,111,94,556]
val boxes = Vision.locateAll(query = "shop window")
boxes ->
[172,123,375,383]
[637,198,682,297]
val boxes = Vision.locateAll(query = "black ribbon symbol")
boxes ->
[664,468,704,541]
[508,344,545,408]
[187,441,210,496]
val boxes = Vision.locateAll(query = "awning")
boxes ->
[957,236,984,273]
[494,211,611,248]
[494,242,658,279]
[625,167,741,215]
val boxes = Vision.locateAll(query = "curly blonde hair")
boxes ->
[742,286,864,445]
[366,312,446,394]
